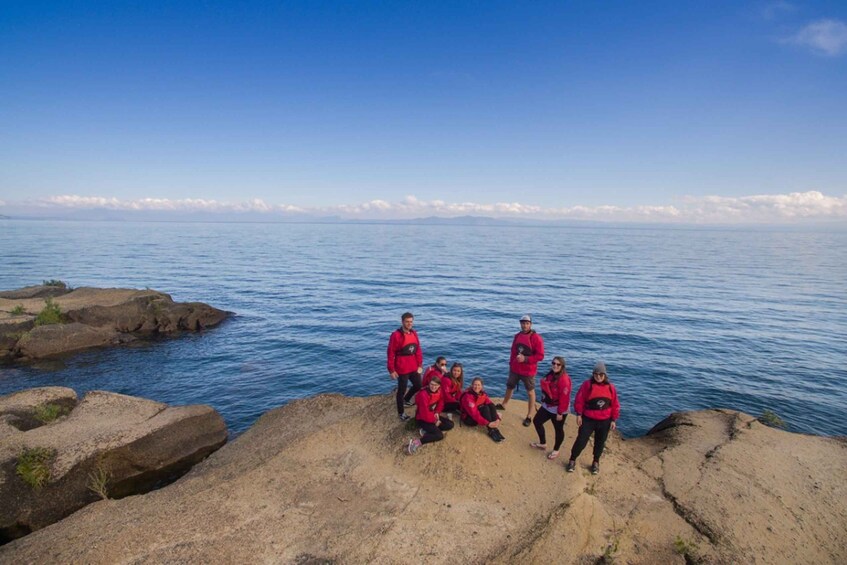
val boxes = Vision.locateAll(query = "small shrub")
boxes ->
[674,535,700,562]
[88,462,112,500]
[16,447,56,490]
[34,403,69,423]
[42,279,67,288]
[759,409,786,429]
[11,305,25,315]
[34,297,63,326]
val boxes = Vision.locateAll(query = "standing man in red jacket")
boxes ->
[387,312,423,421]
[496,314,544,427]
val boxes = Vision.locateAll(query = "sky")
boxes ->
[1,1,846,223]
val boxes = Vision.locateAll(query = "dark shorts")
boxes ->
[506,370,535,391]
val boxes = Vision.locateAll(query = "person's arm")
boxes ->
[573,381,585,425]
[386,331,398,377]
[528,333,544,365]
[558,377,571,416]
[414,332,423,373]
[611,385,620,428]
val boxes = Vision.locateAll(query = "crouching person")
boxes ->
[407,375,454,454]
[460,377,505,443]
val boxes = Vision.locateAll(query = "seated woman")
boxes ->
[530,356,572,460]
[411,356,448,406]
[565,361,620,475]
[459,377,505,443]
[407,375,455,454]
[440,362,464,414]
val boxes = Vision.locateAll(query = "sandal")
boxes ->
[530,442,547,450]
[547,450,560,460]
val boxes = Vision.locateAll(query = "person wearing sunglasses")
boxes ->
[418,356,449,405]
[530,356,572,460]
[496,314,545,427]
[407,375,455,454]
[566,361,620,475]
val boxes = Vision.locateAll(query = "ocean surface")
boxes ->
[1,219,845,438]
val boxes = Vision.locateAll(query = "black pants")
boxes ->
[418,416,455,444]
[569,416,612,462]
[533,409,567,450]
[443,401,460,413]
[396,372,421,414]
[463,403,498,427]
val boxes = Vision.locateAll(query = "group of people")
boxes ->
[387,312,621,475]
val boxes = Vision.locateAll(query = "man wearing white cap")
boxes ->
[497,314,544,426]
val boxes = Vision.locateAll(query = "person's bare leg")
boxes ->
[500,387,514,407]
[526,389,537,420]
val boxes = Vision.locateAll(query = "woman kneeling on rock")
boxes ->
[530,356,572,460]
[460,377,505,442]
[566,361,620,475]
[407,375,454,454]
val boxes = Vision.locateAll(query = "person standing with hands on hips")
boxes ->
[566,361,620,475]
[387,312,423,421]
[496,314,544,427]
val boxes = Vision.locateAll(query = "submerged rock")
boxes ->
[0,284,229,361]
[0,396,843,563]
[0,388,227,544]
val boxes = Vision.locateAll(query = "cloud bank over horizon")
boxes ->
[1,191,846,225]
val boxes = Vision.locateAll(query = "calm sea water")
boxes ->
[1,219,845,438]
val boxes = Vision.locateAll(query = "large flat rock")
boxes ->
[1,395,843,563]
[0,284,229,361]
[0,388,227,543]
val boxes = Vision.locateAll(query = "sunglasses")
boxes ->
[551,362,562,366]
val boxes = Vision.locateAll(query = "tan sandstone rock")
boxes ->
[0,389,227,543]
[1,395,844,563]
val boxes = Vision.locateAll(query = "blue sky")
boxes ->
[1,1,846,222]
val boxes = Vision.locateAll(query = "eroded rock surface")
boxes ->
[0,388,227,544]
[0,284,228,361]
[1,396,844,563]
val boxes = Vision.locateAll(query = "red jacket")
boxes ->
[509,331,544,377]
[573,379,620,421]
[460,388,498,427]
[440,376,460,405]
[387,328,422,375]
[422,365,444,387]
[415,387,444,424]
[539,370,572,415]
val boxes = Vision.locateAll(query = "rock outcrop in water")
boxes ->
[0,387,227,544]
[0,283,228,361]
[1,394,844,563]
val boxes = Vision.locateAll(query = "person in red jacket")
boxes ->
[530,356,572,460]
[566,361,620,475]
[406,375,455,454]
[496,314,545,427]
[440,362,464,413]
[387,312,423,421]
[421,357,448,389]
[460,377,505,442]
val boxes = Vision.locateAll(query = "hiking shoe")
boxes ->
[495,429,506,442]
[522,417,532,427]
[398,413,410,422]
[404,399,415,407]
[591,461,600,475]
[495,403,506,411]
[566,460,576,473]
[407,438,422,455]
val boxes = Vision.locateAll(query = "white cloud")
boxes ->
[5,190,845,224]
[787,19,847,56]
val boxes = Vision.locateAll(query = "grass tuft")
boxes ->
[87,461,112,500]
[674,534,701,562]
[34,403,69,423]
[16,447,56,490]
[758,409,787,429]
[41,279,67,288]
[34,297,63,326]
[11,304,25,315]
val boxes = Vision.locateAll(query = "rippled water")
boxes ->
[1,220,845,437]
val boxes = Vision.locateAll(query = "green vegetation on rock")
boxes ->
[17,447,56,490]
[42,279,67,288]
[11,304,25,315]
[759,409,787,429]
[34,403,69,423]
[34,297,63,326]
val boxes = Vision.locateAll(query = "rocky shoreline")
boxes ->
[0,283,228,362]
[1,390,844,564]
